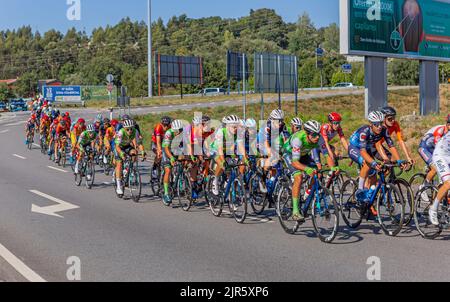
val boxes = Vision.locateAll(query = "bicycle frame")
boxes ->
[301,174,331,216]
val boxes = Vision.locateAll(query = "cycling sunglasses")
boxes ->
[371,122,383,128]
[332,122,341,126]
[309,133,320,139]
[386,116,396,122]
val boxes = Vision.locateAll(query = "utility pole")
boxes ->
[148,0,153,98]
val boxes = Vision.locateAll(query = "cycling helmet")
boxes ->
[77,118,85,124]
[303,120,321,134]
[368,111,385,123]
[222,115,240,125]
[269,109,285,121]
[96,114,103,122]
[123,119,135,129]
[291,117,303,128]
[161,116,172,126]
[53,120,59,125]
[328,112,342,122]
[31,114,36,119]
[171,120,183,131]
[381,106,397,117]
[61,113,66,118]
[65,112,70,117]
[192,116,203,125]
[122,114,130,121]
[245,118,257,128]
[103,118,110,124]
[86,124,95,132]
[202,116,211,123]
[111,119,119,127]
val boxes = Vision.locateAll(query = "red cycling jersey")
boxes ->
[152,123,167,144]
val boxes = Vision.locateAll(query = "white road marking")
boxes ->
[13,154,26,160]
[0,129,9,134]
[5,121,26,126]
[0,243,46,282]
[47,166,68,173]
[221,210,272,223]
[30,190,79,218]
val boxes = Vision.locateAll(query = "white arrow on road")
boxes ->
[30,190,79,218]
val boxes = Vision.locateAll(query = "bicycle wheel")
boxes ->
[129,165,142,203]
[409,173,426,194]
[376,184,404,237]
[339,179,363,229]
[85,160,95,189]
[414,186,442,239]
[248,173,268,215]
[206,175,223,217]
[27,135,33,150]
[74,160,83,187]
[393,178,414,226]
[229,177,247,224]
[177,173,192,211]
[151,164,162,197]
[276,182,300,234]
[311,186,339,243]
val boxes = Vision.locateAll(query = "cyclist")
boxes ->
[54,119,70,163]
[114,119,145,196]
[429,131,450,225]
[98,118,111,162]
[418,115,450,188]
[282,121,322,222]
[104,119,118,164]
[161,119,184,204]
[47,119,59,157]
[74,124,97,176]
[210,115,241,196]
[316,112,349,171]
[376,106,415,166]
[151,116,172,180]
[39,114,51,142]
[70,118,86,164]
[348,111,403,214]
[25,114,38,144]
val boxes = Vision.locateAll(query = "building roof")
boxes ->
[0,79,18,85]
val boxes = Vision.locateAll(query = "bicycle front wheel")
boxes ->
[394,178,414,227]
[206,175,223,217]
[339,179,363,229]
[85,161,95,189]
[229,177,247,224]
[248,173,268,215]
[129,165,142,203]
[376,184,404,237]
[312,186,339,243]
[177,173,192,211]
[276,182,300,234]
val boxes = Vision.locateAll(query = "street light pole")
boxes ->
[148,0,153,98]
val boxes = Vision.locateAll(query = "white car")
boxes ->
[334,83,354,88]
[199,88,226,96]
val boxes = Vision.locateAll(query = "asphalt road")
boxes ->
[0,102,449,282]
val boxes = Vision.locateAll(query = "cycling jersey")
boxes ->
[71,124,86,146]
[349,125,394,150]
[77,131,97,148]
[104,126,116,142]
[26,119,36,130]
[152,123,167,144]
[418,125,447,166]
[257,121,290,149]
[432,132,450,183]
[318,123,345,154]
[386,121,403,141]
[115,128,137,148]
[284,130,319,161]
[210,128,238,156]
[56,124,69,137]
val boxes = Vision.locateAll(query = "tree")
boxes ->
[388,59,419,85]
[288,12,318,60]
[0,83,14,101]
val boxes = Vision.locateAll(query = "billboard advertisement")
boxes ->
[340,0,450,62]
[227,50,249,81]
[254,53,298,93]
[157,54,203,85]
[43,86,82,102]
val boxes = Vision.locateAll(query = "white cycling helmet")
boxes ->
[245,118,257,128]
[171,120,183,130]
[303,120,321,134]
[291,117,303,128]
[192,116,202,125]
[368,111,385,123]
[123,119,135,129]
[222,115,240,125]
[269,109,285,121]
[86,124,95,132]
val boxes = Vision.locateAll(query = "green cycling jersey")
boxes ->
[284,130,318,161]
[115,128,137,148]
[78,131,97,146]
[210,128,238,155]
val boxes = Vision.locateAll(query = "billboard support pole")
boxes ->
[277,55,281,110]
[420,61,440,116]
[294,56,298,116]
[364,56,387,118]
[243,53,247,120]
[260,54,264,122]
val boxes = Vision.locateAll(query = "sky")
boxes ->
[0,0,339,34]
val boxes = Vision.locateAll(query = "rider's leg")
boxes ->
[292,173,303,217]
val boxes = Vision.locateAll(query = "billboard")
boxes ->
[157,54,203,85]
[340,0,450,62]
[254,53,298,93]
[43,86,81,102]
[227,50,249,81]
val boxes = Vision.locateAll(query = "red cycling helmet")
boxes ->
[31,114,36,119]
[53,120,59,125]
[328,112,342,123]
[111,119,119,127]
[77,118,85,124]
[65,112,70,117]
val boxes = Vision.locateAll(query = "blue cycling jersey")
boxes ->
[349,125,394,150]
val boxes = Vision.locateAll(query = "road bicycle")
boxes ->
[75,145,96,190]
